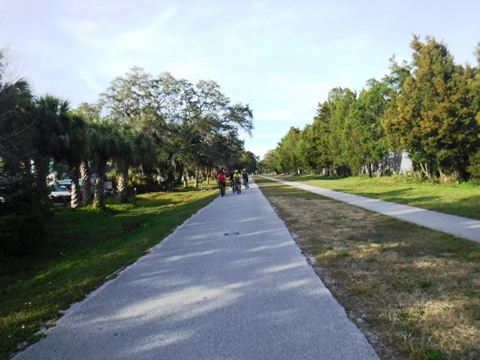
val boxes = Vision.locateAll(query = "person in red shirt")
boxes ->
[217,169,227,197]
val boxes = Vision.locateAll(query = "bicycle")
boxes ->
[219,182,225,197]
[233,179,241,194]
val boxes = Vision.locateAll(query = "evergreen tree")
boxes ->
[344,80,389,176]
[383,36,480,180]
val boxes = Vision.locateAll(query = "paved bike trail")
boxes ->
[261,176,480,244]
[14,179,378,360]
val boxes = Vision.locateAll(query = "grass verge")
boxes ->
[255,176,480,360]
[0,188,218,359]
[270,174,480,220]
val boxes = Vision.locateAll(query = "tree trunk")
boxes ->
[183,172,188,188]
[70,167,81,209]
[93,162,106,209]
[367,163,372,178]
[166,171,175,191]
[117,167,128,203]
[438,167,448,183]
[35,157,51,208]
[80,159,92,206]
[194,164,199,188]
[142,167,156,192]
[453,156,469,182]
[419,163,432,181]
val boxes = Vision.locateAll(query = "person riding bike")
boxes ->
[217,169,227,197]
[229,171,234,189]
[233,170,242,193]
[242,169,249,189]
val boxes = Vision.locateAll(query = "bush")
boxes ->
[467,151,480,183]
[0,180,51,256]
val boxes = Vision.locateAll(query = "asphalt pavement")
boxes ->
[261,176,480,244]
[14,178,378,360]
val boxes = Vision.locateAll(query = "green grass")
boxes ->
[0,188,218,359]
[270,174,480,220]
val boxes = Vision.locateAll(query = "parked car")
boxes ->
[49,187,71,206]
[57,179,82,191]
[56,179,95,200]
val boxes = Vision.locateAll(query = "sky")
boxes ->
[1,0,480,159]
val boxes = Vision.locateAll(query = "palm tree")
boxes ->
[80,151,93,206]
[63,112,87,208]
[113,123,157,203]
[0,54,47,252]
[114,122,136,203]
[33,95,71,206]
[134,127,157,192]
[75,102,101,206]
[88,119,119,208]
[74,104,101,206]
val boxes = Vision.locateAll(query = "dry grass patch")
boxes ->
[274,173,480,220]
[256,177,480,360]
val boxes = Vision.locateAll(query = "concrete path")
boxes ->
[261,176,480,244]
[14,179,378,360]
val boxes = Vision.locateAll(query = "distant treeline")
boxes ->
[259,36,480,182]
[0,54,257,255]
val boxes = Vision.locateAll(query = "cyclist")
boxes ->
[217,169,226,196]
[229,171,234,189]
[233,169,242,193]
[242,169,249,189]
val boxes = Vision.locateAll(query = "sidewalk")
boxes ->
[14,179,378,360]
[261,176,480,244]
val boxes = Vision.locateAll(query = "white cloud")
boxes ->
[56,20,102,47]
[71,63,103,93]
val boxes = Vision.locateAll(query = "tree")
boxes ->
[73,105,100,205]
[113,123,156,203]
[238,151,259,173]
[100,67,157,121]
[100,68,253,191]
[112,122,136,203]
[0,50,50,254]
[76,102,101,119]
[258,149,276,174]
[309,88,357,176]
[209,132,244,171]
[274,127,302,173]
[466,43,480,179]
[62,112,87,208]
[296,125,319,172]
[382,55,412,93]
[309,102,334,171]
[383,36,480,180]
[33,95,71,205]
[177,79,253,187]
[88,119,119,208]
[344,79,389,176]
